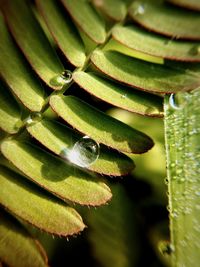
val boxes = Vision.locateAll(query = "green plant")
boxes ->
[0,0,200,266]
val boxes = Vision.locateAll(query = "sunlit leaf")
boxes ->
[129,0,200,40]
[2,0,64,89]
[0,165,85,235]
[1,139,112,206]
[0,13,45,111]
[73,71,163,117]
[50,95,154,153]
[60,0,106,43]
[27,119,135,176]
[36,0,86,67]
[91,50,200,93]
[112,25,200,62]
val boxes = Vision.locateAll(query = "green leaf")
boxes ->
[164,89,200,266]
[167,0,200,11]
[50,95,154,153]
[103,38,164,64]
[2,0,64,89]
[60,0,106,44]
[0,13,45,111]
[73,71,163,117]
[36,0,86,67]
[87,184,138,267]
[26,119,135,176]
[1,139,112,206]
[0,209,48,267]
[92,0,127,21]
[129,0,200,40]
[0,165,85,236]
[0,81,22,134]
[91,50,200,93]
[112,25,200,62]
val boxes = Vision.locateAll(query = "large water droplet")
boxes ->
[62,136,100,168]
[50,70,73,89]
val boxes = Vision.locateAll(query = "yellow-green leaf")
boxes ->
[0,165,85,235]
[2,0,64,89]
[129,0,200,40]
[1,139,112,206]
[50,95,154,153]
[36,0,86,67]
[0,81,22,134]
[60,0,106,43]
[92,0,127,21]
[112,25,200,62]
[91,50,200,93]
[26,119,135,176]
[167,0,200,11]
[73,71,163,117]
[0,209,48,267]
[0,13,45,111]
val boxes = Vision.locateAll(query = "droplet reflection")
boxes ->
[50,70,73,88]
[62,136,100,168]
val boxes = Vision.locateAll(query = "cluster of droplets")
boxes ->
[61,136,100,168]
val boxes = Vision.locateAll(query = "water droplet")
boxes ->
[159,241,175,256]
[132,1,146,15]
[25,112,42,125]
[50,70,73,88]
[169,92,190,110]
[62,136,100,168]
[121,94,127,99]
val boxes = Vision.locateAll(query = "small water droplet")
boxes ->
[50,70,73,88]
[159,241,175,256]
[132,1,146,15]
[62,136,100,168]
[25,112,42,125]
[121,94,127,99]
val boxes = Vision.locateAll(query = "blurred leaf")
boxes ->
[2,0,64,89]
[87,183,138,267]
[112,25,200,62]
[92,0,127,21]
[50,95,154,153]
[60,0,106,43]
[73,71,163,117]
[167,0,200,11]
[27,119,135,176]
[91,50,200,93]
[0,209,48,267]
[36,0,86,67]
[1,139,112,206]
[0,13,45,111]
[0,81,22,134]
[129,0,200,40]
[0,165,85,235]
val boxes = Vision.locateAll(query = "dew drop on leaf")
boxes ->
[25,112,42,125]
[50,70,73,88]
[132,1,146,15]
[62,136,100,168]
[169,92,190,110]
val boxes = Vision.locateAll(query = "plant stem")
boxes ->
[164,88,200,267]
